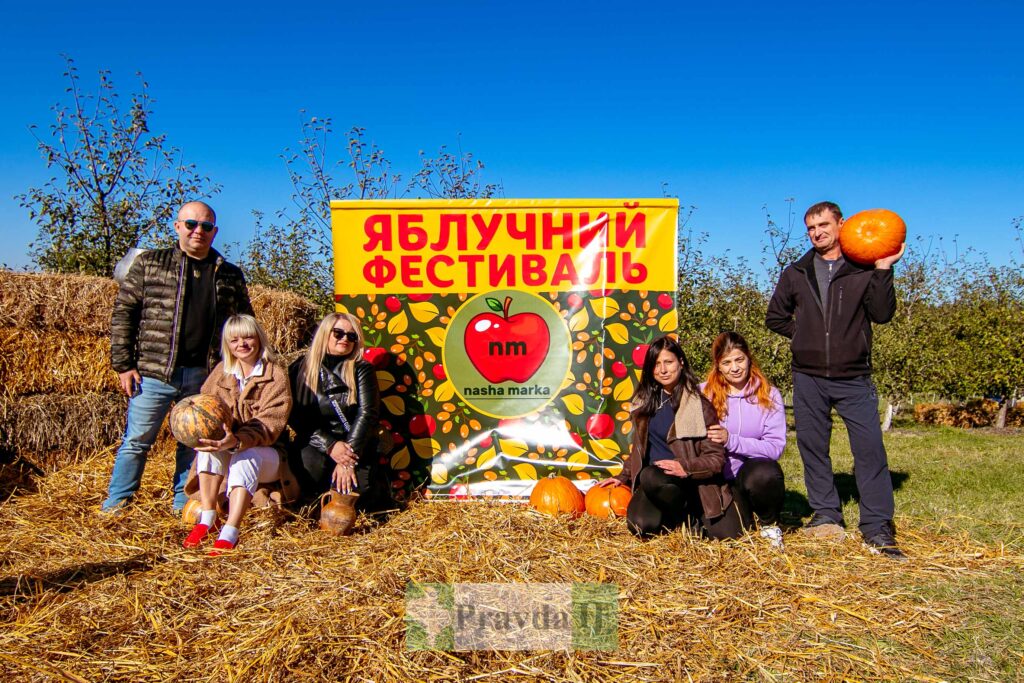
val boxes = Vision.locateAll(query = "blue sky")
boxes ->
[2,1,1021,273]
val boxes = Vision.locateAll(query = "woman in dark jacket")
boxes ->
[594,336,742,538]
[288,313,388,512]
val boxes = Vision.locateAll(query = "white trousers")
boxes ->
[194,446,280,496]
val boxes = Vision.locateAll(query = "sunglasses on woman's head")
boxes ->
[331,329,359,342]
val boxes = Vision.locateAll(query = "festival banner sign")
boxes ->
[331,199,679,500]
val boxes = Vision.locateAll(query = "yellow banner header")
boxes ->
[331,198,679,295]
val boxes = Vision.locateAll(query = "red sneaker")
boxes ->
[208,539,236,557]
[183,523,212,549]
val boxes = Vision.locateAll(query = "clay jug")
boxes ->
[319,491,359,536]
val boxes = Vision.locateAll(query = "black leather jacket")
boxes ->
[288,356,380,461]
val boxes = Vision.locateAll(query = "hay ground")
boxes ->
[1,428,1022,682]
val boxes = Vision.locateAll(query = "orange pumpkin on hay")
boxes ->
[839,208,906,265]
[584,484,632,518]
[529,474,585,518]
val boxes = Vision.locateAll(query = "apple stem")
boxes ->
[502,296,513,319]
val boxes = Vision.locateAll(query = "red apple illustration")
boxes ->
[448,483,470,500]
[657,293,674,310]
[432,364,447,381]
[567,293,583,310]
[631,343,650,368]
[363,347,389,368]
[497,418,524,435]
[586,414,614,439]
[409,414,436,437]
[385,296,402,312]
[409,293,433,302]
[570,432,583,448]
[611,361,628,378]
[464,296,550,383]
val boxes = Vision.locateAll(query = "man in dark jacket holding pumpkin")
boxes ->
[102,201,253,513]
[766,201,906,558]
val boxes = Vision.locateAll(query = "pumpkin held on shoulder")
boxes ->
[839,208,906,265]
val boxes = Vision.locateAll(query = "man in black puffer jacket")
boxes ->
[103,201,253,513]
[766,201,906,559]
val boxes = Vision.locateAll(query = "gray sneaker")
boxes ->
[760,524,785,550]
[99,499,129,515]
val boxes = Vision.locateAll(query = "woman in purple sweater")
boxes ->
[701,332,787,549]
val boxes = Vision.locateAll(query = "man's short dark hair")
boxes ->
[804,201,842,223]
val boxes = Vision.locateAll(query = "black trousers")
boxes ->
[792,372,894,537]
[626,465,742,539]
[288,444,392,513]
[730,459,785,527]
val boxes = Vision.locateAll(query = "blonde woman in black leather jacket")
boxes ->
[288,313,386,511]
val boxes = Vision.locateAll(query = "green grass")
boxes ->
[777,422,1024,681]
[776,422,1024,545]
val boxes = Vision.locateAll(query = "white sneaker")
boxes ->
[760,525,784,551]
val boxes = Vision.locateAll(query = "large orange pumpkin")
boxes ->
[170,394,232,448]
[838,209,906,265]
[529,474,585,518]
[584,484,632,518]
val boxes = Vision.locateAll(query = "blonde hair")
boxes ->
[220,314,277,375]
[298,312,365,406]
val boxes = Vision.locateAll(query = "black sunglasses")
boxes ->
[181,219,216,233]
[331,329,359,342]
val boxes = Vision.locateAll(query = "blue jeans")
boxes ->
[103,367,208,511]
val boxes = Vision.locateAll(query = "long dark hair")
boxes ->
[632,336,701,417]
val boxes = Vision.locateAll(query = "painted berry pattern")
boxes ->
[336,289,677,501]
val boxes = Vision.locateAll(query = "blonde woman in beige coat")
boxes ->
[182,315,292,555]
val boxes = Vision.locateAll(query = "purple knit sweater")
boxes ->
[700,381,787,480]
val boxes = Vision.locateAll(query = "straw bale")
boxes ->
[0,448,1019,682]
[0,270,117,335]
[0,272,318,356]
[249,284,320,356]
[0,392,127,465]
[0,327,117,396]
[1008,405,1024,427]
[914,399,1000,428]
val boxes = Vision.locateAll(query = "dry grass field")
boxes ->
[1,427,1022,682]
